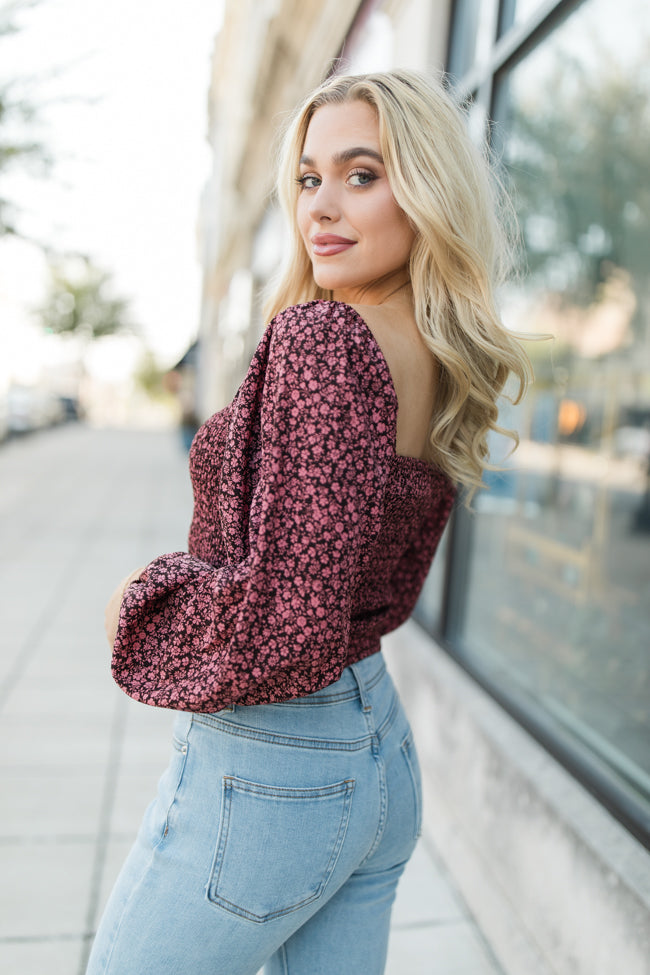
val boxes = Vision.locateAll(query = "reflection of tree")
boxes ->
[502,41,650,531]
[504,45,650,330]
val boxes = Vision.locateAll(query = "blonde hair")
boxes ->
[264,69,531,497]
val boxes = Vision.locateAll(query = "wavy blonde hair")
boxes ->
[264,70,531,497]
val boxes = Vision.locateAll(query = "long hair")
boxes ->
[264,70,531,497]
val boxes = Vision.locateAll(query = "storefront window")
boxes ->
[447,0,498,81]
[458,0,650,822]
[414,523,452,634]
[499,0,551,32]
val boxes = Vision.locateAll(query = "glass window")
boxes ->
[414,522,452,635]
[499,0,550,34]
[459,0,650,820]
[447,0,499,82]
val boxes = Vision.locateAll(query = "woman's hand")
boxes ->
[104,567,145,648]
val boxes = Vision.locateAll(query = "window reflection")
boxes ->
[461,0,650,807]
[447,0,499,82]
[499,0,549,33]
[414,522,451,634]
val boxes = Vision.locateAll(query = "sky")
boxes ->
[0,0,224,386]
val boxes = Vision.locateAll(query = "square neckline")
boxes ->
[328,300,441,475]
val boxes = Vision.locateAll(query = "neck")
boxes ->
[381,281,411,303]
[333,273,412,307]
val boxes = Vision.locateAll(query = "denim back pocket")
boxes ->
[207,776,355,922]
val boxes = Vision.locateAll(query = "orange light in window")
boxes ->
[558,399,587,436]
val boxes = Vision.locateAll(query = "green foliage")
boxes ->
[135,349,172,401]
[0,0,49,236]
[38,256,134,340]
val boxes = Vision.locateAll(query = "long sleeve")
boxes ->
[111,303,389,712]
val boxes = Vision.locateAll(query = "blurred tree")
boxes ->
[0,0,50,237]
[38,256,134,340]
[135,348,170,400]
[503,43,650,321]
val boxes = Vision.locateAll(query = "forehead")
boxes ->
[302,100,380,156]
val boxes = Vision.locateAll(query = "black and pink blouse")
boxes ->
[112,301,456,712]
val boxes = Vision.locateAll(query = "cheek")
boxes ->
[371,189,412,242]
[378,200,415,260]
[396,217,416,257]
[296,200,311,249]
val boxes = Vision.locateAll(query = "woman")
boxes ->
[88,70,529,974]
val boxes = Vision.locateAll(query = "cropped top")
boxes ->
[111,300,456,712]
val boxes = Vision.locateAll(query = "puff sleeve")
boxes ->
[111,304,389,712]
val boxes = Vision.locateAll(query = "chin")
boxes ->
[312,270,356,295]
[312,272,341,292]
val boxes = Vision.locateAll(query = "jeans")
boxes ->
[86,652,422,975]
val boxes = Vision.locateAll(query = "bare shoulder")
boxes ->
[347,302,436,391]
[348,300,437,459]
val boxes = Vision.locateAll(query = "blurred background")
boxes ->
[0,0,220,432]
[1,1,649,974]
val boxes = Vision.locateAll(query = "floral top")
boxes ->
[112,301,456,712]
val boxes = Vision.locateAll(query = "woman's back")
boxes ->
[350,292,438,462]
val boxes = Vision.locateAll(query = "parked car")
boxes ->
[7,385,65,434]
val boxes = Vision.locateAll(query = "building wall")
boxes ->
[389,0,450,70]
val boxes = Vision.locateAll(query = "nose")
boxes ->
[307,180,340,223]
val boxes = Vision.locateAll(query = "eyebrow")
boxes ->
[299,146,384,167]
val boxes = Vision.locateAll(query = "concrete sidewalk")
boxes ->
[0,425,503,975]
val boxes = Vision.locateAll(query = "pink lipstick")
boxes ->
[311,234,356,256]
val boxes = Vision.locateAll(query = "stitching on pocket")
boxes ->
[206,776,355,922]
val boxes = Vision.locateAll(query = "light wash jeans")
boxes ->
[86,652,422,975]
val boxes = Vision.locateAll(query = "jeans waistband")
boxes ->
[187,652,398,750]
[276,652,386,708]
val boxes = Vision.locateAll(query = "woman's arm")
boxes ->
[110,303,389,712]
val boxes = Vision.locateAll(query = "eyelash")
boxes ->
[295,175,319,190]
[295,169,377,190]
[349,169,376,186]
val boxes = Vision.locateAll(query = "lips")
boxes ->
[311,234,356,257]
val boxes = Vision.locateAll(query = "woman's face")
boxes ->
[296,100,415,305]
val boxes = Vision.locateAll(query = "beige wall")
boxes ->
[389,0,450,71]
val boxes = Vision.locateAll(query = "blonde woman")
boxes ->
[88,70,529,975]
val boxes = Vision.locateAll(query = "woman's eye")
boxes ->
[297,174,320,190]
[348,170,375,187]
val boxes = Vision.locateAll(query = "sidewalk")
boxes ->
[0,424,503,975]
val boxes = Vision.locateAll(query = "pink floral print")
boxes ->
[111,301,456,712]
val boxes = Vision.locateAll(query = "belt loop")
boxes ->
[349,662,372,712]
